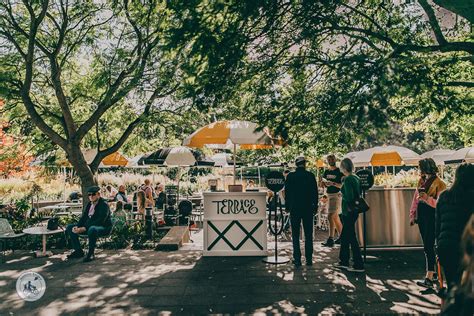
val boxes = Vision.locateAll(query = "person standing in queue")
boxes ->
[285,156,318,267]
[435,163,473,291]
[321,154,344,247]
[335,158,365,272]
[410,158,446,288]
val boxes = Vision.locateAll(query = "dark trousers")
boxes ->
[417,203,436,272]
[339,213,363,267]
[290,212,314,262]
[66,224,109,255]
[437,246,462,289]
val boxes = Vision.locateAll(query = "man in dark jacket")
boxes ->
[285,156,318,266]
[66,186,112,262]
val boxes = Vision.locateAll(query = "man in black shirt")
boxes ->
[285,156,318,266]
[321,154,343,247]
[66,186,112,262]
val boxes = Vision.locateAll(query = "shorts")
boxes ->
[327,193,342,214]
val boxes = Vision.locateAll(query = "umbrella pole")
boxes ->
[233,144,236,185]
[258,166,261,187]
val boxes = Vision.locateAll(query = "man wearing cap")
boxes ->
[285,156,318,266]
[66,186,112,262]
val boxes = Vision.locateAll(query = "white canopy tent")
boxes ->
[421,149,455,166]
[444,147,474,164]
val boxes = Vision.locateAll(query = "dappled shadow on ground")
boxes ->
[0,242,440,315]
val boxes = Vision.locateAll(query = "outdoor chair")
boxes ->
[78,217,119,252]
[190,200,204,228]
[315,211,329,231]
[178,200,194,242]
[0,218,26,262]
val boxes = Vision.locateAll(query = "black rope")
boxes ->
[268,193,284,236]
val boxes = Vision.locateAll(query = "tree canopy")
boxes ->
[166,0,473,155]
[0,1,472,185]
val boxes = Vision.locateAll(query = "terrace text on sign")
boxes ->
[212,199,259,215]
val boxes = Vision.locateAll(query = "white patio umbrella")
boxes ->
[138,146,214,200]
[421,149,455,166]
[126,154,150,168]
[444,147,474,164]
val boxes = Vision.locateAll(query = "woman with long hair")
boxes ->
[436,163,474,290]
[136,190,146,223]
[335,158,364,272]
[410,158,446,288]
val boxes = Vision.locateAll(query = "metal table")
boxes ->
[23,226,64,257]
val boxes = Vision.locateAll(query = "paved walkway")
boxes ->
[0,232,441,315]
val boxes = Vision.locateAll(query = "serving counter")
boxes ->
[203,192,268,256]
[356,187,422,247]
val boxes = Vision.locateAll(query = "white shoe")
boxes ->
[333,262,349,270]
[347,266,365,273]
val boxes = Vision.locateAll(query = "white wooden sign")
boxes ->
[203,192,268,256]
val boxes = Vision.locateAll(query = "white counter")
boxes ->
[203,192,268,256]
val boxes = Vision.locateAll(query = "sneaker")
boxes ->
[347,265,365,273]
[67,250,84,259]
[292,259,302,267]
[416,278,434,288]
[437,287,448,299]
[322,238,334,247]
[333,262,349,270]
[334,237,341,245]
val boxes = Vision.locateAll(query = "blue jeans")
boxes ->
[66,224,109,254]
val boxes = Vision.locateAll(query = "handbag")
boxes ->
[348,196,370,214]
[47,217,59,230]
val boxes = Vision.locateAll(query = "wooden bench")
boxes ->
[156,226,190,251]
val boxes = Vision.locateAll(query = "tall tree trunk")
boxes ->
[67,145,97,201]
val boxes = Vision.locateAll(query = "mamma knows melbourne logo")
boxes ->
[16,271,46,301]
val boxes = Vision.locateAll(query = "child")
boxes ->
[319,195,328,214]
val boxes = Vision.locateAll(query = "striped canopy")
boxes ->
[347,146,421,167]
[183,120,279,149]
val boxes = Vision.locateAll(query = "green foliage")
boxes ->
[165,0,473,154]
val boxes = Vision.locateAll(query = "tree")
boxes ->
[167,0,473,155]
[0,1,183,195]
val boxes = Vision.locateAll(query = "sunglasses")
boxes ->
[88,192,98,196]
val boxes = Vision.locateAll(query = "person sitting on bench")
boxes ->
[66,186,112,262]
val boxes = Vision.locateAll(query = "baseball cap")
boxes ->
[87,186,101,194]
[295,156,306,165]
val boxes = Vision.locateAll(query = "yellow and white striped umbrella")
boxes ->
[183,120,277,149]
[183,120,281,183]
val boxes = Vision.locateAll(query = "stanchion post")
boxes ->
[263,171,290,265]
[145,208,153,239]
[263,192,289,264]
[363,189,367,262]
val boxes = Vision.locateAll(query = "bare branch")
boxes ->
[417,0,447,45]
[443,81,474,88]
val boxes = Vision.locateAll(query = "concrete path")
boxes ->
[0,232,441,315]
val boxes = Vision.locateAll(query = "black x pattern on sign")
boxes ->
[207,220,264,251]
